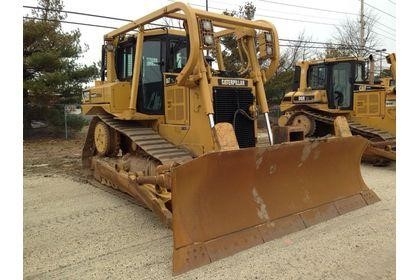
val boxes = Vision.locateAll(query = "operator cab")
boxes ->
[298,59,367,110]
[101,33,189,115]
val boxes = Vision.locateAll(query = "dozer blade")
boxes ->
[171,135,380,275]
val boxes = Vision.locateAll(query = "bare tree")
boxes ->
[264,32,315,103]
[329,11,379,57]
[279,31,315,72]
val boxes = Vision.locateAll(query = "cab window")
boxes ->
[116,39,135,81]
[292,66,301,91]
[168,39,188,73]
[308,65,326,89]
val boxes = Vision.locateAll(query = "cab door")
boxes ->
[137,39,165,115]
[327,62,353,109]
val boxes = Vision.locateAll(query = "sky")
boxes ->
[22,0,396,67]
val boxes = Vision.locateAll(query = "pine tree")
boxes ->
[220,2,256,72]
[23,0,98,136]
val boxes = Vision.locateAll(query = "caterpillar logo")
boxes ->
[218,79,248,86]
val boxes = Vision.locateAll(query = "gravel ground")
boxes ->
[23,161,395,279]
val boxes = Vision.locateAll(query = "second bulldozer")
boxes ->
[279,54,396,164]
[81,2,380,275]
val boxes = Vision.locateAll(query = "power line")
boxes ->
[184,1,396,42]
[24,3,395,34]
[203,0,395,31]
[23,6,183,30]
[23,16,117,29]
[24,15,381,53]
[23,4,394,47]
[386,0,395,5]
[280,38,368,49]
[181,1,338,26]
[371,30,395,42]
[23,5,132,22]
[258,0,359,16]
[167,0,339,26]
[254,13,336,26]
[187,0,395,33]
[208,0,347,22]
[23,16,182,31]
[280,44,325,50]
[362,1,396,19]
[372,25,395,37]
[374,21,395,32]
[279,44,369,52]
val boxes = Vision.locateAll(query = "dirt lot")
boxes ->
[23,131,396,279]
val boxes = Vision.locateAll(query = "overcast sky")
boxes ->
[23,0,396,66]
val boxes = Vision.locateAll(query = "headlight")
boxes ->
[265,32,272,43]
[201,20,213,32]
[199,19,215,49]
[257,32,274,58]
[204,34,214,46]
[105,42,114,52]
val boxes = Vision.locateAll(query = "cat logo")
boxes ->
[218,79,248,86]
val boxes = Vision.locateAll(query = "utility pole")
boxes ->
[360,0,365,52]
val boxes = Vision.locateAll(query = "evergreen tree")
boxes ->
[23,0,98,136]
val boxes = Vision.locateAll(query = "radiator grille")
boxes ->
[213,87,255,148]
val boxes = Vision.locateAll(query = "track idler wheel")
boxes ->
[288,112,316,137]
[94,121,120,156]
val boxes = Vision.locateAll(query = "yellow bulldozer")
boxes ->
[81,2,380,275]
[279,54,396,165]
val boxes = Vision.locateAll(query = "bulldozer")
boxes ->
[81,2,380,275]
[279,54,396,164]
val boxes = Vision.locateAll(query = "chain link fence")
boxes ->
[23,103,90,139]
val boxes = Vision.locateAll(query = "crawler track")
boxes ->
[302,110,395,145]
[81,113,194,226]
[97,114,193,164]
[288,109,396,163]
[82,114,193,168]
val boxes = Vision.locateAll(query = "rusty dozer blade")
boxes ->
[171,135,380,275]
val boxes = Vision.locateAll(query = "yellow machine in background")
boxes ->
[81,2,379,275]
[279,54,396,164]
